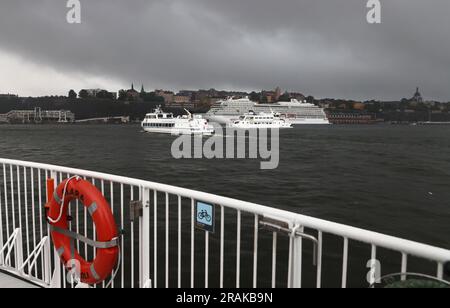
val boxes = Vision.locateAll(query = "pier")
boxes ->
[416,121,450,125]
[0,108,75,124]
[75,116,130,124]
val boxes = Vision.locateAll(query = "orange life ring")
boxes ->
[47,177,119,285]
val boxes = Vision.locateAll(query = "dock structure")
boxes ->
[0,108,75,124]
[75,116,130,124]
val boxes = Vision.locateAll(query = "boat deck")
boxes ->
[0,271,39,288]
[0,158,449,288]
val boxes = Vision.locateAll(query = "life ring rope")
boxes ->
[49,225,120,249]
[47,175,80,224]
[46,176,120,285]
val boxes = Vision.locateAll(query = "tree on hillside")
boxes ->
[118,90,127,101]
[249,91,260,102]
[306,96,315,104]
[79,89,89,99]
[278,91,291,102]
[96,90,114,100]
[68,89,77,99]
[141,92,164,103]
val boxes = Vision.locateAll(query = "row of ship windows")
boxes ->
[215,112,324,116]
[143,123,175,128]
[145,115,174,119]
[243,122,273,125]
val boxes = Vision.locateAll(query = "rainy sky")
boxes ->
[0,0,449,101]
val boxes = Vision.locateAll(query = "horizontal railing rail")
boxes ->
[0,158,449,288]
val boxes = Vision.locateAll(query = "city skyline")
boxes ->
[2,85,445,105]
[1,1,450,101]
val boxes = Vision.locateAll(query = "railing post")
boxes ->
[14,229,23,272]
[0,183,4,266]
[44,237,52,285]
[141,187,151,288]
[0,232,3,266]
[291,225,303,288]
[49,170,61,288]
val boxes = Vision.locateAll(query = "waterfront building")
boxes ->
[173,95,191,104]
[118,84,140,101]
[0,93,18,99]
[165,94,195,109]
[327,111,376,124]
[178,90,196,97]
[261,87,283,103]
[155,89,175,104]
[353,102,366,110]
[0,108,75,124]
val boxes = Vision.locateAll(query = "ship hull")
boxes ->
[142,127,213,135]
[206,114,330,125]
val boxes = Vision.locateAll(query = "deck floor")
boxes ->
[0,272,39,288]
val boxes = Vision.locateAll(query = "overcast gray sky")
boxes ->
[0,0,449,101]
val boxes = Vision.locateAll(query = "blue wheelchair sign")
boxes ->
[196,201,215,233]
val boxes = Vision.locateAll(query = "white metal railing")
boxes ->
[0,158,449,288]
[0,228,23,272]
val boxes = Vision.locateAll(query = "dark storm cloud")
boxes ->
[0,0,449,100]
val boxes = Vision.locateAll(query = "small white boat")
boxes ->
[141,107,214,135]
[230,111,293,129]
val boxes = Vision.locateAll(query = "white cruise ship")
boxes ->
[142,107,214,135]
[206,97,330,125]
[230,111,292,129]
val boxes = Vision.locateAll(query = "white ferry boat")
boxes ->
[206,97,330,125]
[141,107,214,135]
[230,111,292,129]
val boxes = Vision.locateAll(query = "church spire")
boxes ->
[131,83,134,91]
[412,86,423,103]
[415,87,421,97]
[141,84,145,94]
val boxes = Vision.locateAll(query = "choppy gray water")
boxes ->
[1,124,449,287]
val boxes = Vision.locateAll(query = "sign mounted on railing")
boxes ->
[196,201,215,233]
